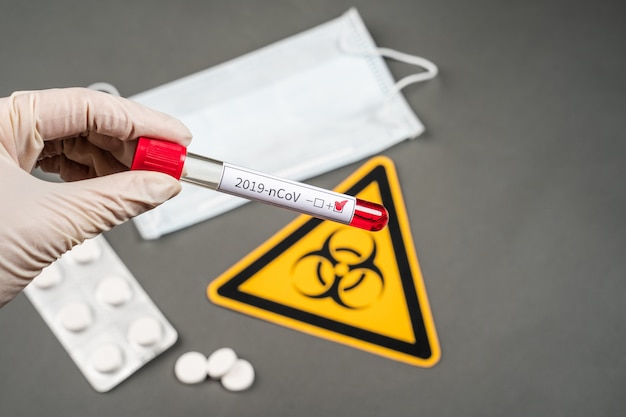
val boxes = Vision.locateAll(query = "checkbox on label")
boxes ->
[334,200,348,213]
[314,198,324,208]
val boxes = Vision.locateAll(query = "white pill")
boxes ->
[174,351,208,384]
[127,316,162,347]
[96,276,132,306]
[32,263,62,289]
[221,359,255,392]
[206,347,238,379]
[59,302,92,332]
[92,343,124,373]
[68,238,102,264]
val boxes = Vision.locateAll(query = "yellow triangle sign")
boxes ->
[207,156,440,367]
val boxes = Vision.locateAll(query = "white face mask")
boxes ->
[131,7,437,239]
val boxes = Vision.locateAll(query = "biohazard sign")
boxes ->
[207,156,440,367]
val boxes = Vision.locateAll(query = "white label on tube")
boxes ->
[218,163,356,224]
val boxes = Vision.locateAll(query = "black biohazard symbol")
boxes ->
[292,229,385,309]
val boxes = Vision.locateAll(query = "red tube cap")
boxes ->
[131,137,187,180]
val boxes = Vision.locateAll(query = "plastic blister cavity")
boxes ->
[23,235,177,392]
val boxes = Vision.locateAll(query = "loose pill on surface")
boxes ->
[59,302,93,332]
[206,347,238,379]
[127,316,163,347]
[92,343,124,373]
[32,263,62,289]
[175,351,208,384]
[221,359,255,392]
[96,276,132,306]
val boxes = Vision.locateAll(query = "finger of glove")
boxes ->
[39,133,135,166]
[85,132,138,166]
[41,130,151,169]
[6,88,192,171]
[38,153,128,181]
[33,88,192,144]
[38,136,129,179]
[55,170,182,236]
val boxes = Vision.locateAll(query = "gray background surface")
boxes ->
[1,1,625,416]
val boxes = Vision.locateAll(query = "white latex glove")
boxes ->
[0,88,192,307]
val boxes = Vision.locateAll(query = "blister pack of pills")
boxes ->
[23,234,178,392]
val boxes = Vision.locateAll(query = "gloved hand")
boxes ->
[0,88,192,307]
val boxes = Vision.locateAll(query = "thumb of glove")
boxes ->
[0,168,180,306]
[52,170,181,240]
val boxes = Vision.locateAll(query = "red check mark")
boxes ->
[334,200,348,212]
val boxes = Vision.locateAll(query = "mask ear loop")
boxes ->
[337,33,438,127]
[374,47,438,127]
[337,32,438,94]
[375,47,438,95]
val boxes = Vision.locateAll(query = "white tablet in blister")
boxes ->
[24,235,178,392]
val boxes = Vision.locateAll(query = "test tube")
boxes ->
[131,137,388,231]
